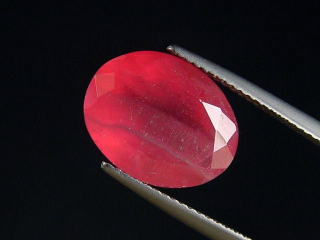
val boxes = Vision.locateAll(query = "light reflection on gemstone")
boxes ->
[201,100,236,152]
[211,146,233,169]
[95,73,115,97]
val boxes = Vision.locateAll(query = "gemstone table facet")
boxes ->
[84,51,238,188]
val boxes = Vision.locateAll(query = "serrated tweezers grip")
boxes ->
[101,162,250,240]
[167,45,320,144]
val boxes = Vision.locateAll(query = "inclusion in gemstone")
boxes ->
[84,51,238,188]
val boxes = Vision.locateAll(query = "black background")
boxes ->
[3,1,320,239]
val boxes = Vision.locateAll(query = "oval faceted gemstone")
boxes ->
[84,51,238,188]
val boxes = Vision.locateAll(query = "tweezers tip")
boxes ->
[101,161,110,169]
[166,45,177,53]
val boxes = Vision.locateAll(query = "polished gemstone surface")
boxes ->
[84,51,238,188]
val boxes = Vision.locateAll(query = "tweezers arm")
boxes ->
[101,162,250,240]
[167,45,320,144]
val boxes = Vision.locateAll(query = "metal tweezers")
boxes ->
[101,45,320,240]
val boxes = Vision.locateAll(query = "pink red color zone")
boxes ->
[84,51,238,188]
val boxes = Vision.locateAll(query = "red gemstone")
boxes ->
[84,51,238,188]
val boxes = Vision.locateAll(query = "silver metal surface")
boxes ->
[101,162,250,240]
[167,45,320,144]
[101,46,319,239]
